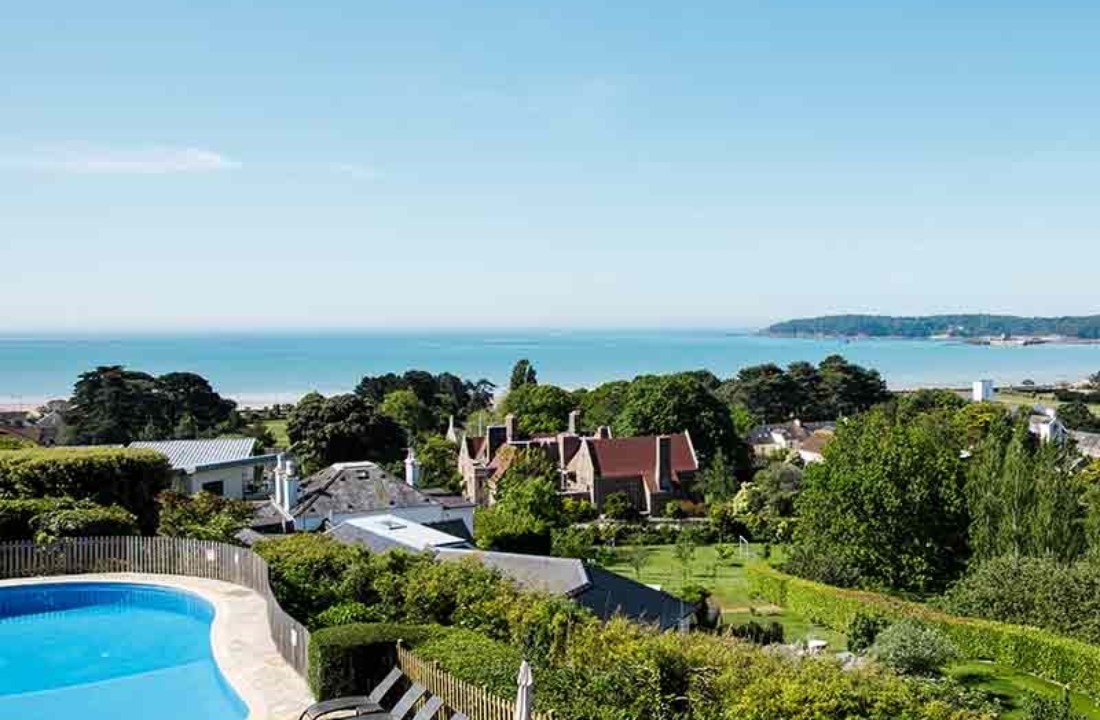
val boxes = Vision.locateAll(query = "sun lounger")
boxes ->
[298,667,404,720]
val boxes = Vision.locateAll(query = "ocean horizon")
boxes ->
[2,329,1099,409]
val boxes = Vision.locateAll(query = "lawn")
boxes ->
[949,661,1100,719]
[994,390,1100,414]
[262,419,290,449]
[600,543,844,647]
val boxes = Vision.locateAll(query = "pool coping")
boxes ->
[0,573,314,720]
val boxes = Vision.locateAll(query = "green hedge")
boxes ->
[414,628,524,698]
[0,449,171,532]
[746,563,1100,698]
[307,622,443,700]
[31,505,139,541]
[0,498,84,539]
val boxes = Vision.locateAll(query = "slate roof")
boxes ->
[435,548,694,630]
[585,433,698,490]
[746,421,836,445]
[289,461,439,520]
[128,438,262,472]
[1071,430,1100,459]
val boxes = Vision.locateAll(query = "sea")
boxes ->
[1,330,1099,408]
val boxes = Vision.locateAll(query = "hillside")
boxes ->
[765,314,1100,339]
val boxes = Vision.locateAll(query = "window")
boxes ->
[202,480,225,496]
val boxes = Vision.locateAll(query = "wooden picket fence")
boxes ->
[0,536,309,678]
[397,644,552,720]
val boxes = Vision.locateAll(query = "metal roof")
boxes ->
[330,515,469,552]
[129,438,262,473]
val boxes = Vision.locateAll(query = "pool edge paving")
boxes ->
[0,573,314,720]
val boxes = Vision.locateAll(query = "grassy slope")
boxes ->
[262,419,290,448]
[995,390,1100,414]
[601,542,1100,718]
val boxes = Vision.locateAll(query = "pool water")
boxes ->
[0,582,248,720]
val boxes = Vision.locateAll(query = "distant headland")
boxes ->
[765,314,1100,343]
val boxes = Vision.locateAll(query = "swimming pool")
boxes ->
[0,581,249,720]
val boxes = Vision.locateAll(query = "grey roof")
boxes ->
[435,548,591,595]
[290,462,439,520]
[747,421,836,445]
[129,438,261,472]
[435,548,694,630]
[327,515,470,553]
[419,488,476,509]
[1071,430,1100,459]
[424,519,474,543]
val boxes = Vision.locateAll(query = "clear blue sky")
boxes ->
[3,1,1099,332]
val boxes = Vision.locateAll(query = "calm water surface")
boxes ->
[1,331,1098,405]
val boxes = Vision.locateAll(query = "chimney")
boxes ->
[445,415,458,443]
[505,413,518,443]
[486,425,508,460]
[596,425,612,440]
[568,410,580,435]
[655,436,672,492]
[274,453,285,507]
[282,459,300,512]
[404,447,421,488]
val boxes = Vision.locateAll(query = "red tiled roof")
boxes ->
[465,436,486,458]
[587,433,697,491]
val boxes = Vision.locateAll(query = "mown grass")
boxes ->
[261,419,291,448]
[948,660,1100,719]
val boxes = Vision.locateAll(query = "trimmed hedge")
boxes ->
[307,622,443,700]
[31,505,139,541]
[747,563,1100,698]
[0,448,171,531]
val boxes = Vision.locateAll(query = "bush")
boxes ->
[847,611,891,653]
[31,505,139,542]
[1022,692,1084,720]
[254,534,367,625]
[940,556,1100,645]
[747,563,1100,697]
[550,525,596,560]
[870,619,957,676]
[314,602,384,629]
[0,498,89,540]
[473,506,552,555]
[414,628,524,698]
[308,622,443,699]
[729,620,785,645]
[601,492,638,521]
[0,448,171,531]
[156,490,254,543]
[561,497,597,524]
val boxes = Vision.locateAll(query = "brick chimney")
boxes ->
[505,413,519,443]
[655,436,672,492]
[568,410,580,435]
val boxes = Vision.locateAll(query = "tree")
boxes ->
[673,531,697,586]
[287,392,406,473]
[414,435,464,493]
[624,545,650,579]
[493,447,562,524]
[615,373,745,469]
[499,384,574,436]
[379,389,434,439]
[699,451,739,504]
[719,363,799,423]
[817,355,890,417]
[576,380,630,431]
[1058,401,1100,432]
[787,406,969,593]
[156,490,254,543]
[155,371,237,438]
[354,370,494,429]
[510,359,538,391]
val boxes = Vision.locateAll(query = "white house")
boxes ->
[129,438,278,499]
[972,380,994,402]
[253,456,475,536]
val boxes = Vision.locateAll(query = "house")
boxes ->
[458,411,700,514]
[1028,408,1068,444]
[129,438,278,498]
[327,514,473,553]
[435,547,696,631]
[563,433,699,515]
[0,424,43,447]
[747,420,836,459]
[252,456,475,535]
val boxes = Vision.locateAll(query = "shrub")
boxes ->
[156,490,254,543]
[601,492,638,521]
[561,497,597,524]
[254,534,367,625]
[0,498,89,539]
[870,619,957,676]
[0,448,171,531]
[747,563,1100,697]
[314,602,384,629]
[0,435,35,450]
[414,628,524,698]
[474,506,552,555]
[729,620,785,645]
[550,525,596,560]
[31,505,139,542]
[847,610,891,653]
[307,622,442,699]
[1022,692,1084,720]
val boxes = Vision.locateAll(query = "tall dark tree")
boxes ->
[155,372,237,438]
[500,384,574,436]
[817,354,889,417]
[287,392,406,473]
[509,359,538,391]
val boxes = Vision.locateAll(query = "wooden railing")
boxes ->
[397,644,552,720]
[0,536,309,678]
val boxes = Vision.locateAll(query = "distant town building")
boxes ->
[1028,408,1068,444]
[746,420,836,462]
[973,379,994,402]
